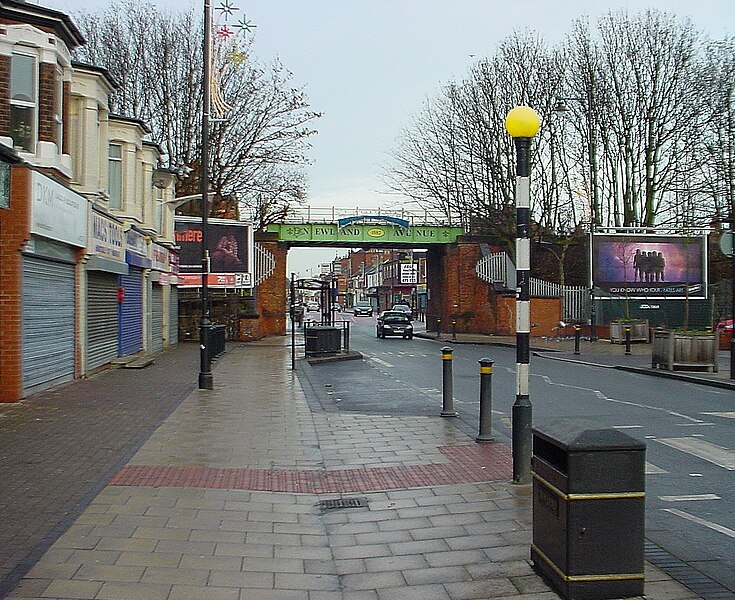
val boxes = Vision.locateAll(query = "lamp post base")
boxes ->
[199,318,213,390]
[198,372,214,390]
[512,400,532,484]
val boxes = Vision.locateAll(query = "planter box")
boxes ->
[610,320,649,344]
[652,329,719,372]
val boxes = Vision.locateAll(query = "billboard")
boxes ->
[592,233,707,299]
[174,216,253,288]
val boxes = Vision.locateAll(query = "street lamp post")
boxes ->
[198,0,214,389]
[505,105,540,485]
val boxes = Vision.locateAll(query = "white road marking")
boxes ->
[612,425,643,429]
[664,508,735,539]
[701,412,735,419]
[535,374,705,424]
[370,357,394,368]
[657,438,735,470]
[646,462,668,474]
[660,494,720,502]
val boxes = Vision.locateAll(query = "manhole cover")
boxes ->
[318,497,368,510]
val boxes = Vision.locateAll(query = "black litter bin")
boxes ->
[305,326,342,356]
[530,421,645,600]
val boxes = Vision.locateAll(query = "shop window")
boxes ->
[10,53,37,152]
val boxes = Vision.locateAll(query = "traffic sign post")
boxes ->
[719,230,734,258]
[723,229,735,379]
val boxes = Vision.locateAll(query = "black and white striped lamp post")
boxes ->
[505,106,540,484]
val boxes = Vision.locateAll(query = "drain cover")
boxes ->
[318,497,368,510]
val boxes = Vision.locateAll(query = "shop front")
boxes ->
[21,171,87,396]
[119,227,151,357]
[85,209,127,373]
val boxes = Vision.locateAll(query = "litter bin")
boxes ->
[530,421,645,600]
[305,326,342,356]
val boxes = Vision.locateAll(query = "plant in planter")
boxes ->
[652,328,719,372]
[650,236,719,370]
[609,318,649,344]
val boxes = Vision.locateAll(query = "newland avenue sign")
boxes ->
[266,222,464,245]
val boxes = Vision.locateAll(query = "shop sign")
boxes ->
[125,227,151,268]
[91,211,124,261]
[151,243,170,272]
[31,170,88,247]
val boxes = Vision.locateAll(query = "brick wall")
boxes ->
[495,296,561,337]
[426,240,561,337]
[0,166,31,402]
[255,238,288,337]
[38,62,55,143]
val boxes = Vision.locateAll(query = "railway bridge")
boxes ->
[250,207,565,340]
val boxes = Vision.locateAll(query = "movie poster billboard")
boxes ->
[174,216,254,288]
[592,233,707,299]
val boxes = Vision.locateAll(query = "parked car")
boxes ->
[376,313,413,339]
[306,301,320,312]
[716,319,733,331]
[353,301,373,316]
[391,304,413,320]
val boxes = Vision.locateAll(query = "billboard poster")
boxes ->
[174,216,253,288]
[592,233,707,299]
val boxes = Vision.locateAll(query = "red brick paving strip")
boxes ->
[109,443,512,493]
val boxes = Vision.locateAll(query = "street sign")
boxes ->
[720,231,734,257]
[400,262,418,284]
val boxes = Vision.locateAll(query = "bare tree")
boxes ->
[72,0,320,222]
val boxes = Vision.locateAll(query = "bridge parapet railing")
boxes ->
[277,206,460,228]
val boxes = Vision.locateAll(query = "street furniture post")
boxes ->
[505,105,540,484]
[476,358,495,442]
[441,346,457,417]
[574,325,581,355]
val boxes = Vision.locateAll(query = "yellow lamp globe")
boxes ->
[505,106,541,138]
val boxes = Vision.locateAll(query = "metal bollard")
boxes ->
[451,320,457,340]
[436,318,442,340]
[574,325,581,355]
[625,326,632,355]
[476,358,494,442]
[440,346,457,417]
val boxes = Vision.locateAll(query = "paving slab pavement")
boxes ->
[1,339,704,599]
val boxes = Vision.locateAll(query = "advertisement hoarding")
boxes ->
[592,233,707,299]
[174,216,253,288]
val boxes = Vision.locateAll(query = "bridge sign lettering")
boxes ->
[267,222,463,244]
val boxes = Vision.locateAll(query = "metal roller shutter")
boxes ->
[169,287,179,345]
[119,268,143,356]
[86,272,119,371]
[22,256,75,394]
[151,284,163,353]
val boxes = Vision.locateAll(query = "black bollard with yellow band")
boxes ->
[476,358,494,442]
[440,346,457,417]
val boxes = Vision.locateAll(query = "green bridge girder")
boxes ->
[266,222,464,246]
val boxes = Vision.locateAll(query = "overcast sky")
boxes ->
[37,0,735,276]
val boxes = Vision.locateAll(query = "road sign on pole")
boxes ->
[720,231,734,257]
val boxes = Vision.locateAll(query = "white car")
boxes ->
[306,301,320,312]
